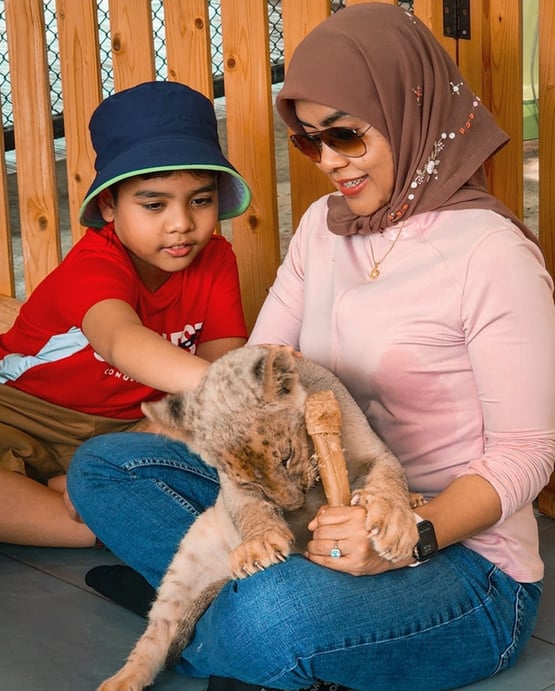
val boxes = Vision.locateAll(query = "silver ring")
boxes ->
[329,541,342,559]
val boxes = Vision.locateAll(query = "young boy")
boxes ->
[0,81,251,548]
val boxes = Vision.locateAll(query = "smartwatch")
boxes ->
[412,515,438,563]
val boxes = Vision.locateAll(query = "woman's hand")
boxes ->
[306,504,413,575]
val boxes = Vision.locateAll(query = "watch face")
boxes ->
[414,520,438,561]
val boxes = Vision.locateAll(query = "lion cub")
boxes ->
[98,345,419,691]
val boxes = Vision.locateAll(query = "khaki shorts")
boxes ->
[0,385,144,483]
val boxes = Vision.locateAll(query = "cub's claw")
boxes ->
[353,489,419,563]
[409,491,426,508]
[230,530,293,578]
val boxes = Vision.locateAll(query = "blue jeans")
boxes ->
[68,432,542,691]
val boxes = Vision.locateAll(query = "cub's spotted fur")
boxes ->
[98,345,419,691]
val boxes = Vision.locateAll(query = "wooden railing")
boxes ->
[0,0,553,333]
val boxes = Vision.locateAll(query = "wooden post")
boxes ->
[456,1,524,219]
[163,0,213,98]
[5,0,61,295]
[485,1,523,219]
[0,93,14,297]
[55,0,102,242]
[281,0,334,233]
[108,0,156,89]
[538,0,555,277]
[0,296,22,332]
[457,0,487,96]
[220,0,281,331]
[414,0,457,57]
[536,0,555,519]
[538,472,555,519]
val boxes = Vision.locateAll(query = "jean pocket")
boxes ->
[491,572,543,675]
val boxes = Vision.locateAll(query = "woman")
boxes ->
[68,5,555,690]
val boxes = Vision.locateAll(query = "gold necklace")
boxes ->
[368,223,405,280]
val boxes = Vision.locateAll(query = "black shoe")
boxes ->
[207,677,348,691]
[85,564,156,618]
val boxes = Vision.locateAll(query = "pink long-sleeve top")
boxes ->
[249,197,555,582]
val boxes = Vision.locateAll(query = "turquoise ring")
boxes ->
[330,541,342,559]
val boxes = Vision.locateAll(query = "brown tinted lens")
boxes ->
[290,133,321,161]
[290,127,367,162]
[321,127,367,157]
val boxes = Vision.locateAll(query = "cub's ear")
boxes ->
[259,346,302,401]
[140,393,192,441]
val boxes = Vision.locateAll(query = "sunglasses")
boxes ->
[290,124,372,162]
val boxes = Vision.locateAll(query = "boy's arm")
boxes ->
[83,298,209,392]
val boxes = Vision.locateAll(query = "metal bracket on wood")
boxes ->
[443,0,471,40]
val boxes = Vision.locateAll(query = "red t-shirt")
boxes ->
[0,224,248,418]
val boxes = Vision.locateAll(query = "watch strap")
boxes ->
[409,513,438,566]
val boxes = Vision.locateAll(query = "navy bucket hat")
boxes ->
[79,81,251,228]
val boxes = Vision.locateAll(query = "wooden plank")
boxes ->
[5,0,61,297]
[0,95,14,297]
[108,0,155,91]
[162,1,221,235]
[346,0,395,5]
[538,0,555,507]
[0,296,23,333]
[163,0,213,98]
[281,0,333,233]
[456,0,487,98]
[538,471,555,519]
[482,0,523,219]
[55,0,102,240]
[220,0,281,331]
[457,1,524,216]
[538,0,555,276]
[413,0,457,58]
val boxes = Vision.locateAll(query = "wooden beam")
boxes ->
[281,0,334,232]
[483,0,523,218]
[538,0,555,275]
[0,93,14,297]
[5,0,61,296]
[108,0,155,90]
[55,0,102,240]
[163,0,213,98]
[220,0,281,330]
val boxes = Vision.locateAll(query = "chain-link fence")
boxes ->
[0,0,412,146]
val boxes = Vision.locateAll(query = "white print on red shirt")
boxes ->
[92,321,204,381]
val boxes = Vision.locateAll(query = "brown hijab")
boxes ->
[276,3,537,243]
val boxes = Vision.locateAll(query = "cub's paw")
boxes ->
[97,671,144,691]
[230,529,294,578]
[352,490,419,563]
[97,661,155,691]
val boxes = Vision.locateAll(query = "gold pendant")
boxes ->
[370,265,380,280]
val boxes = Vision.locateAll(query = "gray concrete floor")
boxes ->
[0,509,553,690]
